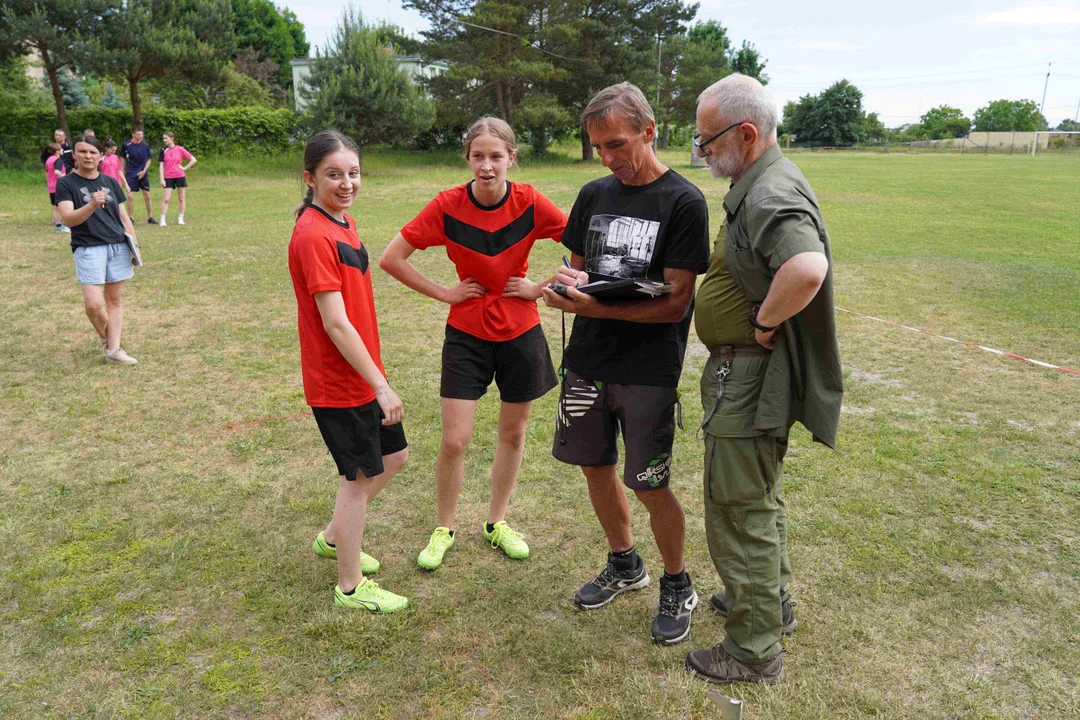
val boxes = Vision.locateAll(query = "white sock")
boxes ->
[178,213,184,221]
[159,215,166,222]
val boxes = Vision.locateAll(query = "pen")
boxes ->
[562,255,572,269]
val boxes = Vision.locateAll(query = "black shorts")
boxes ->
[552,370,678,491]
[441,324,558,403]
[49,192,56,206]
[311,401,408,481]
[164,177,188,189]
[126,175,150,193]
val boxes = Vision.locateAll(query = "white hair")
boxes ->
[698,74,778,141]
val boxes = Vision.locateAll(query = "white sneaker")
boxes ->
[104,348,138,365]
[60,225,71,233]
[159,218,166,227]
[177,217,185,225]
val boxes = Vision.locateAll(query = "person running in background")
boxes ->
[55,134,139,365]
[119,126,155,225]
[289,130,409,613]
[45,143,68,233]
[379,117,567,571]
[158,131,196,226]
[100,139,123,183]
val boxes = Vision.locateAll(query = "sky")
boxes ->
[283,0,1080,128]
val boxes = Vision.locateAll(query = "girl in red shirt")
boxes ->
[380,117,567,570]
[288,130,409,613]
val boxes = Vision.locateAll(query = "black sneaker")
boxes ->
[574,552,650,610]
[651,573,699,645]
[710,593,798,635]
[146,217,156,225]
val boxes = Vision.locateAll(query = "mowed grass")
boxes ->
[0,149,1078,719]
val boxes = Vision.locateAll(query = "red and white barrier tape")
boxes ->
[837,307,1080,376]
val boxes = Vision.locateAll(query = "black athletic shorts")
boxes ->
[311,401,408,481]
[127,174,150,193]
[441,323,558,403]
[49,192,56,206]
[552,370,678,491]
[164,177,188,189]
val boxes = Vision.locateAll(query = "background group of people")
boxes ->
[42,127,199,367]
[288,73,842,687]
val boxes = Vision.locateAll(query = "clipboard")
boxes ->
[124,233,143,267]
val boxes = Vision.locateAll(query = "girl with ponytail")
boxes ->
[287,130,410,613]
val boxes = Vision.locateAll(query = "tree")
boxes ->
[919,105,971,139]
[667,20,730,132]
[786,79,866,146]
[972,99,1046,132]
[231,0,309,88]
[727,40,767,83]
[861,111,885,143]
[79,0,201,128]
[0,0,116,134]
[52,67,89,109]
[302,8,434,168]
[0,54,51,110]
[159,0,237,108]
[1056,118,1080,131]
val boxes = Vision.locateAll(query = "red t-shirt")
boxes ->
[400,181,567,342]
[288,205,386,408]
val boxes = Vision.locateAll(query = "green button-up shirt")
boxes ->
[721,143,843,448]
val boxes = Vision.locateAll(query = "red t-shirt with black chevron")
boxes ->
[289,205,385,408]
[401,181,567,342]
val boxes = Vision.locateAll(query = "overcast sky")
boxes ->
[283,0,1080,127]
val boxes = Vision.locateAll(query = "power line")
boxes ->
[456,18,583,63]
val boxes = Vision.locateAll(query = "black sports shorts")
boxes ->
[164,177,188,189]
[440,323,558,403]
[552,369,678,491]
[126,174,150,193]
[311,401,408,481]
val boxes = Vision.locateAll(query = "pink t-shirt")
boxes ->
[100,154,122,182]
[161,145,193,179]
[45,155,64,193]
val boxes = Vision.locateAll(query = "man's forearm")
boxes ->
[578,294,690,324]
[756,252,828,327]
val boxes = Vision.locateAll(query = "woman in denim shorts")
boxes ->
[55,134,140,365]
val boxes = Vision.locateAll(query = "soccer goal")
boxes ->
[1030,131,1080,156]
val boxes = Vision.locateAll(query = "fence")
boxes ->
[784,133,1080,156]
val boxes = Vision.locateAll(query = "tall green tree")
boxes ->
[159,0,237,108]
[919,105,970,139]
[668,20,730,130]
[973,99,1047,132]
[727,39,767,83]
[231,0,309,88]
[302,8,434,168]
[787,79,866,146]
[0,0,116,134]
[0,54,51,110]
[1056,118,1080,131]
[79,0,199,128]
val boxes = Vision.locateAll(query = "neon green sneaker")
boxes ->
[334,579,408,613]
[312,531,380,574]
[417,527,454,570]
[482,521,529,560]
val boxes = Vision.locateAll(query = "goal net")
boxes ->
[1031,131,1080,156]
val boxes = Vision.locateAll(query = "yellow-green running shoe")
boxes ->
[482,521,529,560]
[334,579,408,613]
[312,531,380,574]
[417,527,454,570]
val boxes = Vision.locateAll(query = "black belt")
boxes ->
[707,343,768,358]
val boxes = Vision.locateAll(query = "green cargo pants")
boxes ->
[700,349,791,664]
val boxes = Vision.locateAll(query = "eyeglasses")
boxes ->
[692,122,747,154]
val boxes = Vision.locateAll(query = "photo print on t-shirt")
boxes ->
[582,214,660,279]
[78,185,116,206]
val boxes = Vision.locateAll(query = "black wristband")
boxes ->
[749,304,777,333]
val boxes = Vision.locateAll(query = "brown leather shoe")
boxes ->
[686,644,784,685]
[709,593,798,635]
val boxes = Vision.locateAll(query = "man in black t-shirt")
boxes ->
[541,83,710,647]
[40,129,73,172]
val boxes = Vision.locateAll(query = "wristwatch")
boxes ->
[749,304,777,333]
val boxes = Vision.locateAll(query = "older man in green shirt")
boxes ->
[684,74,843,685]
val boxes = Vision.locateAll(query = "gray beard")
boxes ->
[706,152,741,180]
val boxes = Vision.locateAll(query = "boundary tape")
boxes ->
[837,307,1080,376]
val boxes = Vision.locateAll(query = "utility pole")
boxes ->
[1038,62,1051,124]
[1074,96,1079,123]
[653,29,661,151]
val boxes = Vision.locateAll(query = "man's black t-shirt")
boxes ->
[561,169,709,387]
[55,172,129,252]
[40,142,73,171]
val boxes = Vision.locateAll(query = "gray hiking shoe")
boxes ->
[685,644,784,685]
[710,593,797,635]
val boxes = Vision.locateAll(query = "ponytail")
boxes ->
[295,186,315,220]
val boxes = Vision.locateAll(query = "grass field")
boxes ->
[1,149,1078,719]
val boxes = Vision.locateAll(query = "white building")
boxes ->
[290,55,449,112]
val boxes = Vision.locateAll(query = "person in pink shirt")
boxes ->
[158,131,197,226]
[45,143,68,233]
[100,139,123,183]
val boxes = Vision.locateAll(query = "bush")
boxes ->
[0,106,297,165]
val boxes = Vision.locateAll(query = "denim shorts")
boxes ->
[73,243,134,285]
